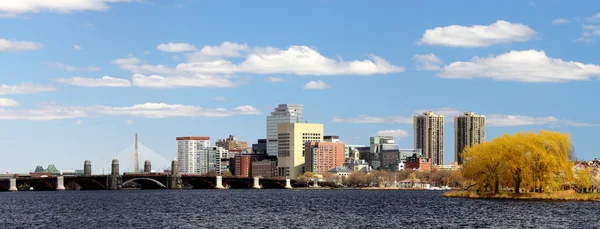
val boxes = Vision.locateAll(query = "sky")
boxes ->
[1,0,600,173]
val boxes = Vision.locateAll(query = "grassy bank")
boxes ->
[444,190,600,201]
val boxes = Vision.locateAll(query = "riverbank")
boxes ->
[294,186,439,191]
[444,190,600,201]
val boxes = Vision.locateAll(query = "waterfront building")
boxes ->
[276,123,323,178]
[327,166,353,179]
[405,154,431,171]
[252,160,278,178]
[414,111,445,166]
[343,148,373,173]
[176,136,211,174]
[216,135,249,152]
[454,112,486,165]
[369,136,397,169]
[234,155,252,177]
[304,141,346,174]
[266,104,304,157]
[433,162,460,171]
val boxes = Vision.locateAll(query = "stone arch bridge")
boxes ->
[0,160,295,191]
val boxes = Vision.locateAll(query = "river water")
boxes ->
[0,190,598,228]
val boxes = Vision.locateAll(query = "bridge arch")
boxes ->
[20,180,54,191]
[67,178,106,190]
[183,178,215,189]
[260,181,286,189]
[223,180,252,189]
[122,178,166,189]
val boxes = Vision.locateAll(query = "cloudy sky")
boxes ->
[1,0,599,172]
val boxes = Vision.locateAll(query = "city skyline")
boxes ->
[1,0,600,173]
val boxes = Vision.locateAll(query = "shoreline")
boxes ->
[443,190,600,201]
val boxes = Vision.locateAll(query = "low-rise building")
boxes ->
[405,156,431,171]
[327,166,353,179]
[252,160,277,178]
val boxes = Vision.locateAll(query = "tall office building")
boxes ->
[266,104,304,157]
[277,123,323,178]
[414,111,445,166]
[176,136,211,174]
[455,112,486,165]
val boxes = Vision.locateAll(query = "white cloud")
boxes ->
[574,25,600,43]
[0,83,56,95]
[131,74,239,88]
[0,0,137,17]
[156,42,197,53]
[56,76,132,87]
[75,120,83,125]
[588,12,600,21]
[177,44,403,75]
[47,62,101,71]
[0,102,261,120]
[211,96,227,101]
[333,108,595,127]
[0,98,19,107]
[376,129,409,138]
[186,42,249,61]
[413,54,442,71]
[266,77,285,83]
[73,44,82,50]
[0,38,43,51]
[114,43,401,88]
[437,50,600,82]
[552,18,569,25]
[332,114,412,124]
[303,80,330,90]
[418,20,537,48]
[125,119,134,125]
[486,115,559,127]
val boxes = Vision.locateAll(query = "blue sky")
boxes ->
[1,0,599,173]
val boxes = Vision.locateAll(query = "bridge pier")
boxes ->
[108,159,123,190]
[215,176,225,189]
[253,177,262,189]
[56,176,66,191]
[285,179,292,189]
[9,178,17,192]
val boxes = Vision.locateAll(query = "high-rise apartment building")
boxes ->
[266,104,304,157]
[305,141,346,174]
[455,112,486,165]
[277,123,323,178]
[176,136,211,174]
[216,135,249,152]
[414,111,445,166]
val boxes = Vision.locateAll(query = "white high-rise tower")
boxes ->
[266,104,304,157]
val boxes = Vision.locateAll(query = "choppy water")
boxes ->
[1,190,599,228]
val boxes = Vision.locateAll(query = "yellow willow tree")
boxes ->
[527,131,573,192]
[462,141,505,193]
[499,133,532,193]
